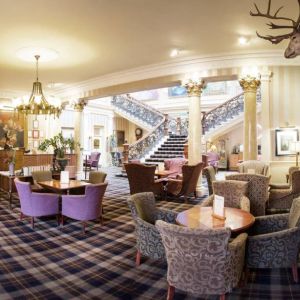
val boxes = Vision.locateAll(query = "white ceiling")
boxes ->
[0,0,299,95]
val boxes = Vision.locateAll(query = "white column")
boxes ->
[184,79,205,194]
[74,101,85,179]
[239,76,261,161]
[260,71,273,163]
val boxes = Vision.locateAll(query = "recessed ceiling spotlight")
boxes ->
[238,36,249,45]
[16,47,59,62]
[170,49,180,57]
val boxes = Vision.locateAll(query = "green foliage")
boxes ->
[38,133,79,158]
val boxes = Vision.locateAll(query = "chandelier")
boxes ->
[14,55,63,118]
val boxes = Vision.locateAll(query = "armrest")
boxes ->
[269,189,292,200]
[227,233,248,286]
[31,192,59,201]
[200,195,214,207]
[156,208,178,223]
[249,214,289,235]
[166,178,182,184]
[154,178,168,184]
[240,196,250,212]
[269,183,290,190]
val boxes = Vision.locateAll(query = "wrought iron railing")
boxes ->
[111,94,166,159]
[202,90,261,134]
[112,94,164,127]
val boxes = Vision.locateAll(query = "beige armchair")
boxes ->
[225,173,270,216]
[268,170,300,213]
[238,160,269,176]
[269,166,299,190]
[156,220,248,300]
[200,180,250,212]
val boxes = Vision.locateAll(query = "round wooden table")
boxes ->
[176,206,255,233]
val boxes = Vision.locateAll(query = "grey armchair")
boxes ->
[127,192,177,266]
[238,160,269,176]
[156,220,248,300]
[247,197,300,282]
[202,166,216,196]
[268,170,300,213]
[225,173,270,216]
[200,180,250,212]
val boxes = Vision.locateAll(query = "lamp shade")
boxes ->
[290,141,300,152]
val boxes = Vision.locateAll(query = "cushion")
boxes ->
[133,193,157,225]
[288,197,300,228]
[212,180,248,209]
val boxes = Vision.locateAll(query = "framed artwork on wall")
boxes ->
[113,130,125,147]
[33,120,39,129]
[93,138,100,149]
[32,130,39,139]
[275,128,299,156]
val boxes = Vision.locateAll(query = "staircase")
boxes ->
[145,134,187,163]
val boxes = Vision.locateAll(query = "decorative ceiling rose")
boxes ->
[14,55,63,118]
[16,47,59,62]
[250,0,300,58]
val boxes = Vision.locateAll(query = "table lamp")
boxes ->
[290,141,300,166]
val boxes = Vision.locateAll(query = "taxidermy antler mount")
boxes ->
[250,0,300,58]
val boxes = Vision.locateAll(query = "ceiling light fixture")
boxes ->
[170,49,180,57]
[16,47,58,62]
[14,55,63,118]
[238,36,249,45]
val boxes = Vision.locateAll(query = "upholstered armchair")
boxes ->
[202,166,216,196]
[238,160,269,176]
[125,163,164,197]
[31,170,53,191]
[61,183,108,233]
[247,197,300,282]
[200,180,250,212]
[83,152,101,170]
[127,192,177,266]
[14,178,59,229]
[225,173,270,216]
[164,157,187,178]
[269,166,299,190]
[166,162,203,203]
[268,170,300,212]
[156,220,248,300]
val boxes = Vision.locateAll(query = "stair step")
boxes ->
[154,151,183,155]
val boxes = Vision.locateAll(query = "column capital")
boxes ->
[183,79,206,97]
[73,99,87,112]
[239,75,261,93]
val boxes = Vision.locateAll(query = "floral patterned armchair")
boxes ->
[156,220,248,300]
[127,192,177,266]
[247,197,300,282]
[200,180,250,212]
[225,173,270,216]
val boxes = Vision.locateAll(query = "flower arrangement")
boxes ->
[4,149,16,165]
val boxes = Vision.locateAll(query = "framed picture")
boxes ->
[113,130,125,147]
[33,120,39,129]
[32,130,39,139]
[275,129,299,156]
[93,138,100,149]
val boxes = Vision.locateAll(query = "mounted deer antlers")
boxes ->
[250,0,300,58]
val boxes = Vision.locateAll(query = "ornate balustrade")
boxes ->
[112,94,164,128]
[202,90,261,134]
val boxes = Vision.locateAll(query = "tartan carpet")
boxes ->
[0,168,299,300]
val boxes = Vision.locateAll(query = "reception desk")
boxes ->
[0,150,77,171]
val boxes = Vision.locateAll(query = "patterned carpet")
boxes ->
[0,168,299,300]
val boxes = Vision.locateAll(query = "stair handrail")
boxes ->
[202,90,261,134]
[112,94,164,128]
[111,94,167,160]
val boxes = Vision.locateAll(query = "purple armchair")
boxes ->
[83,152,101,170]
[61,182,108,233]
[14,178,59,229]
[164,158,187,179]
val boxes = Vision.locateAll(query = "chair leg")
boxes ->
[82,222,86,234]
[31,217,34,229]
[167,284,175,300]
[20,212,24,220]
[194,191,197,199]
[220,295,226,300]
[56,214,60,226]
[136,250,141,266]
[61,215,64,226]
[292,263,298,283]
[99,214,103,225]
[184,195,188,203]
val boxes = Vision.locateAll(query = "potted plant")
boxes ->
[38,133,72,171]
[65,136,80,154]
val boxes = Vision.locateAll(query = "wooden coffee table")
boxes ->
[176,206,255,233]
[38,180,90,194]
